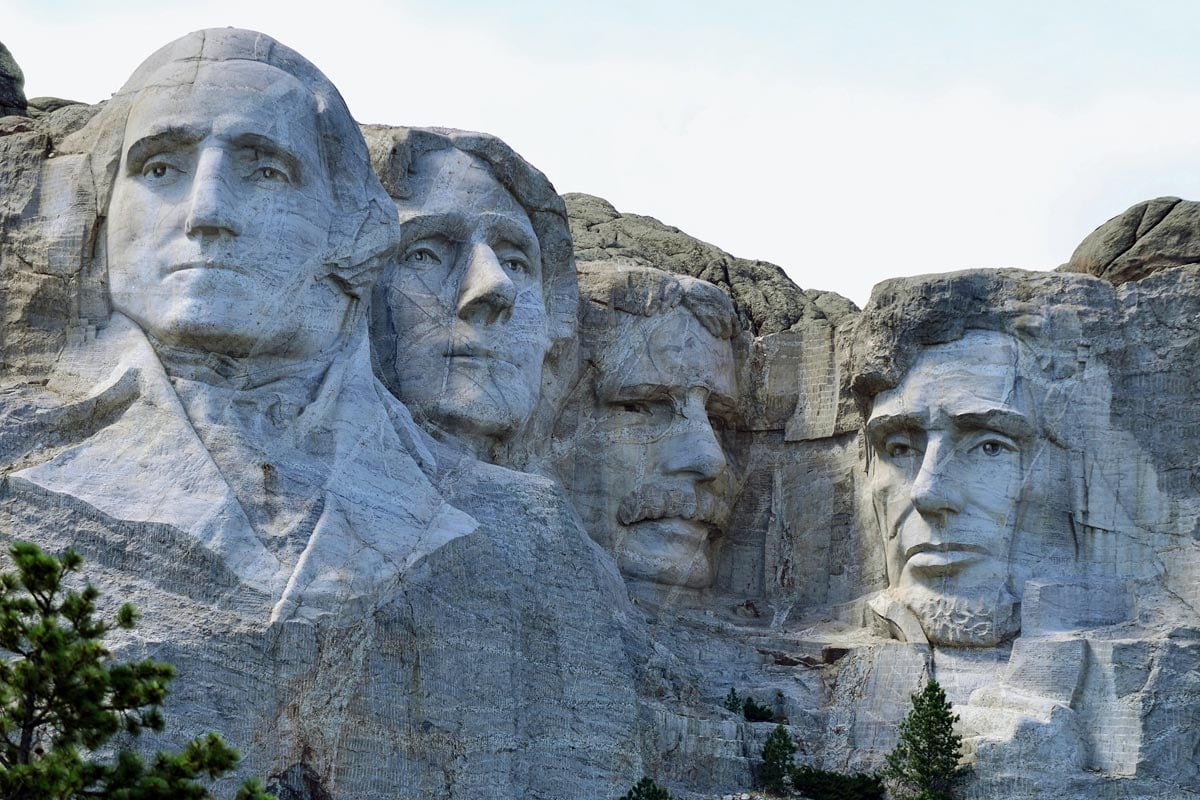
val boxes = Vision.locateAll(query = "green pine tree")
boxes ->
[759,724,796,795]
[884,678,966,800]
[722,687,741,713]
[620,776,672,800]
[0,541,274,800]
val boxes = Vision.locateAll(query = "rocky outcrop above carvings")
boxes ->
[1062,196,1200,284]
[564,192,857,335]
[0,42,27,117]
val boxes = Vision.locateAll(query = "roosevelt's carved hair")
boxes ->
[575,260,739,341]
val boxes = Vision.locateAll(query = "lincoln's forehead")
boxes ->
[870,331,1026,423]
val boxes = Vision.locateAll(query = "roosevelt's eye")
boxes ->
[404,247,442,266]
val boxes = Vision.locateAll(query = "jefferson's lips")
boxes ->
[166,260,243,275]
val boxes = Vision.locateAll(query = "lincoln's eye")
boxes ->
[151,165,168,178]
[887,442,913,458]
[981,441,1003,456]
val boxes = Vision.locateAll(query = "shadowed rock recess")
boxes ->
[1,30,1199,800]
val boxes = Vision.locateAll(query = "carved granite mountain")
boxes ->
[564,192,857,335]
[1062,196,1200,284]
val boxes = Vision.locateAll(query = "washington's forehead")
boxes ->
[124,62,319,140]
[400,148,529,223]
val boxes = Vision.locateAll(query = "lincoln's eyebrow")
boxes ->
[124,125,205,172]
[226,132,305,182]
[866,412,924,440]
[953,409,1034,440]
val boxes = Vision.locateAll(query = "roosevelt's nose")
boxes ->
[910,436,964,519]
[456,243,516,325]
[185,148,241,238]
[661,393,727,481]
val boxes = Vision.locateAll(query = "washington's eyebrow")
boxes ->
[226,133,304,182]
[953,409,1034,440]
[124,125,205,172]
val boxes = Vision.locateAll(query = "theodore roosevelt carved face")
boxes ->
[105,58,349,361]
[556,264,739,589]
[866,330,1029,646]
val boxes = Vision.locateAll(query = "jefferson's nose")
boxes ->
[456,243,516,325]
[661,393,727,481]
[910,436,964,519]
[185,148,241,238]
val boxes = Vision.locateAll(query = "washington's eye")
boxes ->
[620,402,651,415]
[976,439,1010,457]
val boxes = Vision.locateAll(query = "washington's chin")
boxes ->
[120,304,286,358]
[614,519,714,589]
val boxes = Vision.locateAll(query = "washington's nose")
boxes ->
[185,149,241,238]
[662,396,727,481]
[910,438,963,519]
[456,243,516,325]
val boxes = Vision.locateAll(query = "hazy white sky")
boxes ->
[6,0,1200,306]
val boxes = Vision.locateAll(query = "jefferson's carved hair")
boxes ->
[63,27,400,301]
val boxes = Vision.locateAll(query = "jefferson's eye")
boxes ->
[255,166,290,183]
[503,257,530,274]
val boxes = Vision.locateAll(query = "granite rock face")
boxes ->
[1,25,1199,800]
[0,42,26,117]
[1063,196,1200,284]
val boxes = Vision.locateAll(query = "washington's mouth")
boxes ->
[625,517,715,545]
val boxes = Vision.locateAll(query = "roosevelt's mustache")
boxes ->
[617,485,731,529]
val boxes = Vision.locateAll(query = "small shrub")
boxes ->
[742,695,775,722]
[620,776,672,800]
[723,687,742,713]
[790,765,886,800]
[759,724,796,794]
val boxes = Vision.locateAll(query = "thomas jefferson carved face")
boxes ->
[106,59,344,359]
[561,297,737,589]
[373,148,550,453]
[867,330,1028,646]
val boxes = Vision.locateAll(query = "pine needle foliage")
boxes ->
[620,776,672,800]
[884,678,966,800]
[722,687,741,713]
[759,724,796,794]
[0,542,274,800]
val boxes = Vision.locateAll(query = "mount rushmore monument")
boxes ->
[0,28,1198,799]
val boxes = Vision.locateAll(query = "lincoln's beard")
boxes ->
[901,583,1021,647]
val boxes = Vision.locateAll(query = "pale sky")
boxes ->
[6,0,1200,307]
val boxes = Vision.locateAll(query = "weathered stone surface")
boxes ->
[3,24,1200,800]
[0,41,26,117]
[564,192,857,335]
[1063,195,1200,284]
